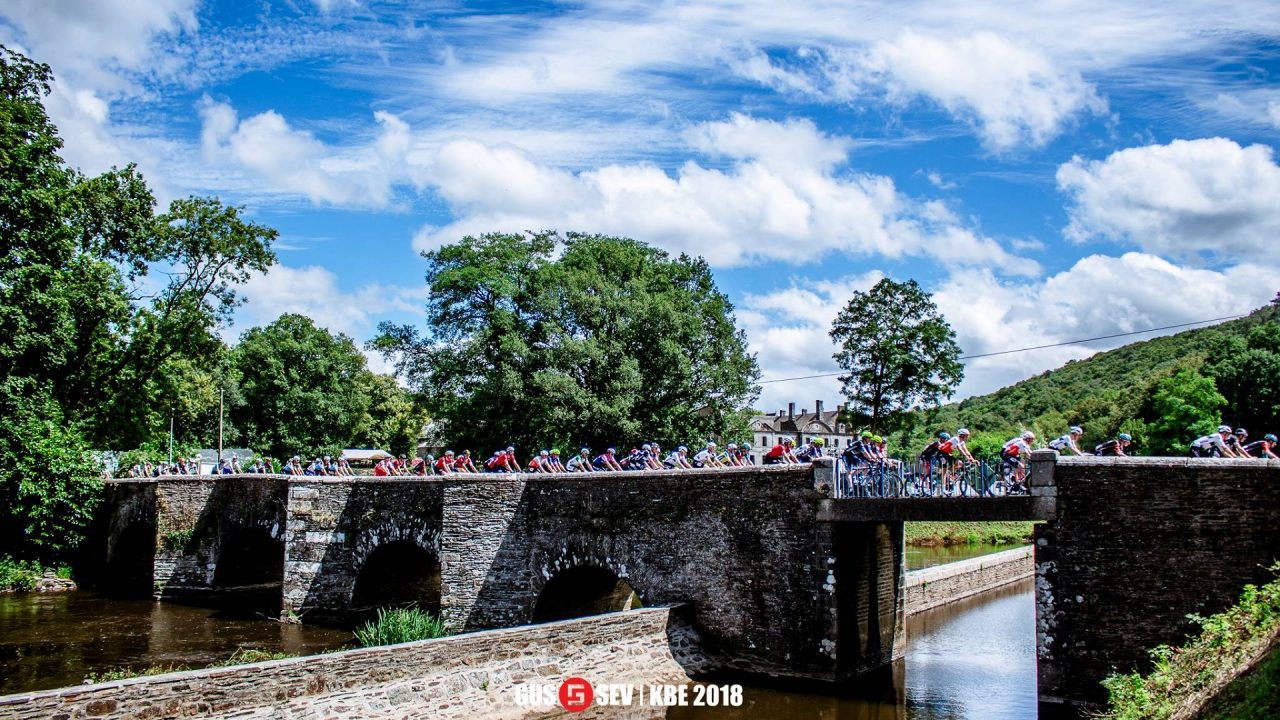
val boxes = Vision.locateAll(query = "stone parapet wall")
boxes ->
[1035,455,1280,708]
[904,546,1033,614]
[0,607,706,720]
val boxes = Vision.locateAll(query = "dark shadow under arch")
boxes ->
[532,565,641,623]
[212,526,284,615]
[351,540,441,617]
[102,523,156,598]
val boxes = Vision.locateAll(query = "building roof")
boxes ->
[750,402,848,436]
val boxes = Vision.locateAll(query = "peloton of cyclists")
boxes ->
[1191,425,1240,458]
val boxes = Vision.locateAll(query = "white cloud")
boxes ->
[862,31,1106,151]
[739,272,884,412]
[413,115,1035,272]
[231,263,426,375]
[196,98,426,208]
[1058,138,1280,259]
[934,253,1277,398]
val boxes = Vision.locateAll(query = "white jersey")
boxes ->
[1192,433,1228,452]
[1049,434,1080,453]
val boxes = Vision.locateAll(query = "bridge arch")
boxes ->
[212,525,285,614]
[350,540,441,616]
[532,565,641,623]
[103,523,155,597]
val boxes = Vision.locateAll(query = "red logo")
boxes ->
[558,677,594,712]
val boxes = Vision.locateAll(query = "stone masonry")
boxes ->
[0,606,705,720]
[1035,454,1280,709]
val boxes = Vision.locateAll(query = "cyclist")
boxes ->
[921,432,957,492]
[546,448,566,472]
[434,449,457,473]
[644,443,665,470]
[1001,431,1035,489]
[1049,426,1086,456]
[664,445,693,469]
[720,442,741,467]
[952,428,978,464]
[566,447,593,472]
[1243,433,1280,459]
[763,437,797,465]
[736,443,755,465]
[1190,425,1238,458]
[485,446,520,472]
[1226,428,1248,455]
[593,447,624,471]
[795,437,826,462]
[693,442,723,468]
[455,450,478,473]
[526,450,551,473]
[1094,433,1132,456]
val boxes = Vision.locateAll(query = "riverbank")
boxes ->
[905,546,1033,615]
[904,521,1035,547]
[1100,569,1280,719]
[0,559,75,594]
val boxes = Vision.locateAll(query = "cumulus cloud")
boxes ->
[739,272,884,412]
[862,31,1107,151]
[1058,138,1280,260]
[231,263,426,375]
[934,253,1277,398]
[414,115,1035,272]
[197,97,426,208]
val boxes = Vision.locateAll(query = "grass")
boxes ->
[904,521,1036,547]
[82,648,299,684]
[1100,567,1280,720]
[354,607,449,647]
[0,556,71,592]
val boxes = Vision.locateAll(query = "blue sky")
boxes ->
[3,1,1279,411]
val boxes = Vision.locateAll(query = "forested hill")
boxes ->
[901,300,1280,456]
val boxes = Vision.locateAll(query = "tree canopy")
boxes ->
[829,278,964,432]
[373,231,760,453]
[0,46,276,561]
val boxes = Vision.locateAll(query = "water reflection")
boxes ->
[0,592,352,695]
[670,579,1038,720]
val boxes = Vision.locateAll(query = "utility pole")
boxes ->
[218,389,224,465]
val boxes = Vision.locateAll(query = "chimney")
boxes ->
[788,402,795,418]
[815,399,824,416]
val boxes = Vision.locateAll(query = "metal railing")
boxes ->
[832,455,1033,499]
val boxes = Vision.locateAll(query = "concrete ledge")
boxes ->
[905,546,1034,614]
[106,464,813,485]
[0,607,707,720]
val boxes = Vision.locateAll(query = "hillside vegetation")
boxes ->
[891,300,1280,456]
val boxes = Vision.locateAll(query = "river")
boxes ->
[1,545,1050,718]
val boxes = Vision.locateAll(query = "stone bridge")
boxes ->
[89,453,1280,711]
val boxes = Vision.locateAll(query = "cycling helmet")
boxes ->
[1218,425,1232,434]
[872,435,883,443]
[1069,426,1083,435]
[813,438,825,446]
[1022,431,1035,440]
[783,438,795,445]
[1235,428,1248,437]
[606,447,616,453]
[727,443,738,449]
[707,441,717,448]
[1118,433,1132,442]
[957,428,970,437]
[506,446,515,452]
[938,432,952,441]
[677,445,688,453]
[861,431,873,438]
[445,450,454,456]
[1266,434,1278,443]
[550,448,560,455]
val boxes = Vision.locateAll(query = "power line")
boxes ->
[757,313,1247,385]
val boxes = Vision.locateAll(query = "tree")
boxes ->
[1144,368,1226,455]
[0,46,276,561]
[1209,324,1280,436]
[230,314,372,459]
[355,373,428,458]
[829,278,963,432]
[372,231,760,453]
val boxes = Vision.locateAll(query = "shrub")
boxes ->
[355,607,448,647]
[0,557,42,591]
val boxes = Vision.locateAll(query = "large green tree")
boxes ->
[830,278,964,432]
[229,314,373,459]
[372,231,760,453]
[1144,367,1226,455]
[0,46,276,561]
